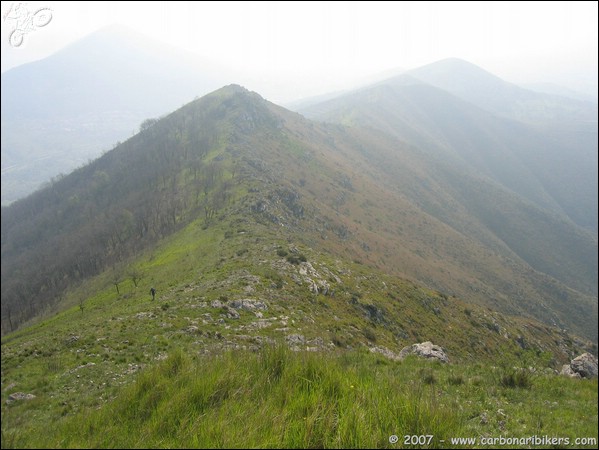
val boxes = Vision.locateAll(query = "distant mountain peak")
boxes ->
[405,57,597,124]
[408,58,505,85]
[204,84,268,108]
[426,57,488,68]
[219,84,252,95]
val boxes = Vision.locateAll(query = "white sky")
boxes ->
[1,1,598,102]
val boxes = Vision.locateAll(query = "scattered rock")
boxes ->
[126,364,142,374]
[229,299,268,311]
[245,318,277,330]
[398,341,449,363]
[6,392,36,404]
[135,312,157,319]
[560,353,598,379]
[479,411,489,425]
[298,262,331,294]
[286,334,305,346]
[298,262,317,277]
[225,306,240,319]
[65,335,80,345]
[285,334,326,352]
[69,362,96,373]
[186,325,200,334]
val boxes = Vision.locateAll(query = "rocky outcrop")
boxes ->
[370,342,449,363]
[560,353,598,379]
[229,299,268,311]
[286,334,305,348]
[398,341,449,364]
[298,262,330,295]
[285,334,327,352]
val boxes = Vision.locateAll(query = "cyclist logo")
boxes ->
[3,3,52,47]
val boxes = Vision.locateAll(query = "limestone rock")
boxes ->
[561,353,598,379]
[398,341,449,363]
[229,299,268,311]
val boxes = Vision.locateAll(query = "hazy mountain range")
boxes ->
[298,59,598,233]
[2,26,597,208]
[1,26,597,341]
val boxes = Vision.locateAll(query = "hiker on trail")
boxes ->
[150,287,156,300]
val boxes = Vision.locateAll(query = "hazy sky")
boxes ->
[1,1,597,101]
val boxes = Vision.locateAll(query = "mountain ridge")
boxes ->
[2,84,596,342]
[299,66,598,233]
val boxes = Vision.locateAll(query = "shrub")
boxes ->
[447,374,464,386]
[362,326,377,342]
[286,255,300,265]
[499,368,532,389]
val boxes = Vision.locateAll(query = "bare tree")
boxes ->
[112,268,123,295]
[128,267,143,287]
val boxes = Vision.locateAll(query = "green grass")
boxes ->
[2,346,596,449]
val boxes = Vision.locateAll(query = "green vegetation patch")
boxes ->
[3,347,597,449]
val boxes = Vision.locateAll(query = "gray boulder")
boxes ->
[286,334,305,346]
[561,353,598,379]
[398,341,449,363]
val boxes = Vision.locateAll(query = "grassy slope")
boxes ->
[3,347,597,449]
[1,201,596,448]
[293,89,598,340]
[247,101,597,341]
